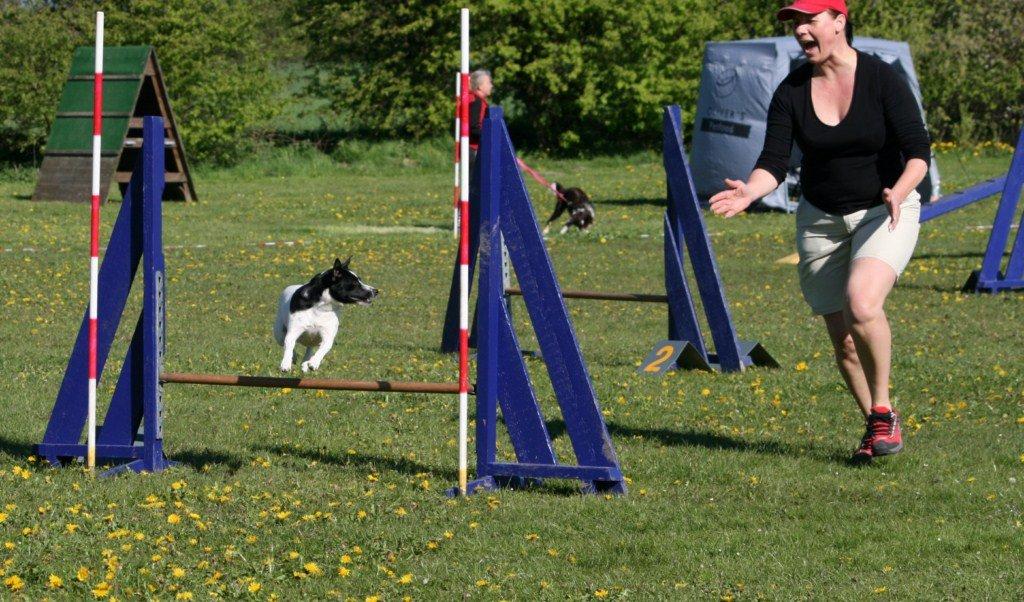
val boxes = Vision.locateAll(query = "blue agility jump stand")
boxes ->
[440,105,774,373]
[918,127,1024,293]
[662,105,777,372]
[466,107,625,494]
[37,115,624,494]
[36,117,174,476]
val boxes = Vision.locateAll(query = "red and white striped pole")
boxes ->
[457,7,471,495]
[87,11,105,471]
[452,73,462,238]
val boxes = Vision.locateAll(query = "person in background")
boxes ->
[468,69,492,157]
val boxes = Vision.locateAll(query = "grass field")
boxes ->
[1,142,1022,600]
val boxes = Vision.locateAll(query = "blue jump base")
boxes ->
[920,127,1024,293]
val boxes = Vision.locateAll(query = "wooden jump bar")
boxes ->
[159,372,471,395]
[505,287,668,303]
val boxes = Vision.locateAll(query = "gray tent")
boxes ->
[690,37,940,211]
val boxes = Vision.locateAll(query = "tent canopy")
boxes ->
[690,36,940,211]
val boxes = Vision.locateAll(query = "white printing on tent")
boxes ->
[690,37,941,212]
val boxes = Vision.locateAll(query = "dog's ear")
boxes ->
[334,256,352,275]
[554,182,565,194]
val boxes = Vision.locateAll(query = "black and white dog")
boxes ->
[543,183,595,234]
[274,257,378,372]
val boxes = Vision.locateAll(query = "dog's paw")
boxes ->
[301,360,320,373]
[279,361,292,372]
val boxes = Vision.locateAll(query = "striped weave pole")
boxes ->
[87,11,105,471]
[452,73,461,238]
[457,7,471,496]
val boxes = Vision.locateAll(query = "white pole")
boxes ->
[87,11,105,471]
[457,7,470,496]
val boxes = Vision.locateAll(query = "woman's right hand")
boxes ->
[709,179,755,217]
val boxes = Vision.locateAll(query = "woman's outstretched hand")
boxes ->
[709,178,755,217]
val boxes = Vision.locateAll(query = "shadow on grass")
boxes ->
[913,252,984,260]
[599,196,665,207]
[255,443,458,480]
[541,419,855,465]
[0,435,36,459]
[170,448,246,473]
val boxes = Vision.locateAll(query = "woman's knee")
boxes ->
[845,292,883,324]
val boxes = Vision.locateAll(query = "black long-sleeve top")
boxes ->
[754,50,931,215]
[469,96,488,150]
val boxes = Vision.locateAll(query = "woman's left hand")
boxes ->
[882,187,906,231]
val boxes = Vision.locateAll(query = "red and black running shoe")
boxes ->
[851,426,874,464]
[868,407,903,456]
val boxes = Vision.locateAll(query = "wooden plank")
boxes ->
[160,372,472,395]
[115,172,188,184]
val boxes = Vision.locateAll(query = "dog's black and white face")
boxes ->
[320,257,379,305]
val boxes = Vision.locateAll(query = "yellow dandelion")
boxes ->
[49,574,64,589]
[398,573,413,585]
[595,589,609,599]
[171,567,186,578]
[0,513,7,522]
[167,514,181,525]
[176,593,194,600]
[795,361,808,372]
[92,581,111,598]
[77,566,91,582]
[395,507,407,517]
[337,567,351,577]
[426,541,439,550]
[303,562,322,576]
[288,551,300,560]
[476,579,488,587]
[4,575,25,592]
[525,533,539,541]
[247,581,261,593]
[340,554,352,564]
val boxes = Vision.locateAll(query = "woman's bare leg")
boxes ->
[843,258,898,411]
[822,311,872,417]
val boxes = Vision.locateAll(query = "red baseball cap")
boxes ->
[777,0,848,21]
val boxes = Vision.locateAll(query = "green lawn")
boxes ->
[0,144,1021,600]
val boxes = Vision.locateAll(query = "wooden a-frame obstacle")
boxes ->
[442,105,776,372]
[36,115,626,494]
[32,46,196,203]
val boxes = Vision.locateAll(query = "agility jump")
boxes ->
[442,105,776,372]
[919,128,1024,293]
[36,113,627,496]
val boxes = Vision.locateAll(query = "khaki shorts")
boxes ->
[795,191,921,315]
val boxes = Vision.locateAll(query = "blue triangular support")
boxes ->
[36,117,174,475]
[662,105,778,372]
[963,127,1024,293]
[466,108,626,495]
